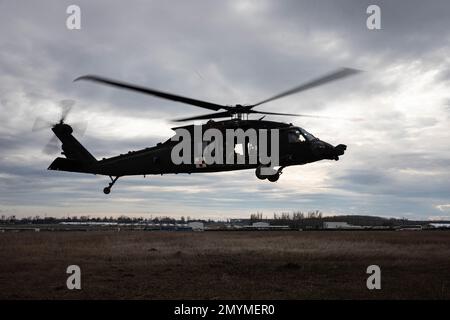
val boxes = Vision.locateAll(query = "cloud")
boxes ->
[0,0,450,219]
[435,204,450,213]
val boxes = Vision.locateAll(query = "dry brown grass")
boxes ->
[1,231,450,299]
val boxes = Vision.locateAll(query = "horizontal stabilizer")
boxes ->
[48,157,93,174]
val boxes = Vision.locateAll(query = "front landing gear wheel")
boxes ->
[103,187,111,194]
[267,166,284,182]
[255,166,267,180]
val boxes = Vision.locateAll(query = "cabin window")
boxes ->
[234,143,244,155]
[247,141,257,156]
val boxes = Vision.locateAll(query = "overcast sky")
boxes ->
[1,0,450,220]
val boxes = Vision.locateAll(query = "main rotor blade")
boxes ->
[251,110,335,119]
[249,110,303,117]
[74,75,226,112]
[251,67,362,108]
[173,109,341,121]
[174,111,232,122]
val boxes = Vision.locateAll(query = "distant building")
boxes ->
[246,222,290,230]
[160,223,192,231]
[323,222,363,230]
[188,221,204,231]
[252,222,270,228]
[429,223,450,229]
[396,225,423,231]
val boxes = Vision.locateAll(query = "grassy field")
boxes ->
[0,230,450,299]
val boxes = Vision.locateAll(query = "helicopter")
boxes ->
[37,68,360,194]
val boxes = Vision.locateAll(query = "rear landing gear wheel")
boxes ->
[103,176,120,194]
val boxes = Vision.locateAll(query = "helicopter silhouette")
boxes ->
[35,68,360,194]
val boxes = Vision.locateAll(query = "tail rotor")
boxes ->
[32,99,88,154]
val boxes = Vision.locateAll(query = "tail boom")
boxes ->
[48,123,97,174]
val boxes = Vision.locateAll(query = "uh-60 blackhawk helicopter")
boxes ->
[35,68,360,194]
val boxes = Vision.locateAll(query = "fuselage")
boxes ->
[79,119,346,177]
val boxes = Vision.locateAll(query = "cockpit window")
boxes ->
[288,130,306,143]
[288,128,317,143]
[300,129,316,141]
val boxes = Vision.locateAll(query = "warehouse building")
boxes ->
[188,221,205,231]
[323,222,363,230]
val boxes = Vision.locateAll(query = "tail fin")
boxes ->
[48,123,97,173]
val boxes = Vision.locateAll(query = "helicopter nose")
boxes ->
[330,144,346,161]
[334,144,347,156]
[311,141,346,160]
